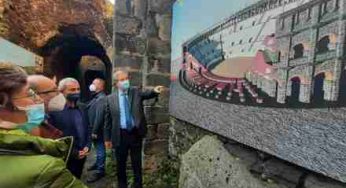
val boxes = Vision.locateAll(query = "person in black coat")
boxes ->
[104,70,164,188]
[86,78,107,182]
[48,78,91,179]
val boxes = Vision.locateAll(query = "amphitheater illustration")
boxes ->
[178,0,346,108]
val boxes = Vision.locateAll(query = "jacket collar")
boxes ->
[94,91,106,98]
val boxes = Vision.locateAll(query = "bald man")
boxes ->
[28,75,66,112]
[27,75,64,139]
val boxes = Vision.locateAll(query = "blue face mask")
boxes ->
[19,103,45,133]
[120,80,130,90]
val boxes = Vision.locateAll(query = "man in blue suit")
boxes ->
[104,70,164,188]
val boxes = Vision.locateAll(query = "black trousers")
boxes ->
[67,157,86,179]
[116,129,143,188]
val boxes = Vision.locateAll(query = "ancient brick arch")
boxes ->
[0,0,113,100]
[0,0,112,51]
[39,24,113,100]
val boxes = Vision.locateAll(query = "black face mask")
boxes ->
[66,93,80,102]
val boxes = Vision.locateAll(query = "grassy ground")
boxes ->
[83,149,179,188]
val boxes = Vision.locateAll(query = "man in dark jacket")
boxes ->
[86,78,107,182]
[104,70,164,188]
[48,78,91,179]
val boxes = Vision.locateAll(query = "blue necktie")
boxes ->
[123,94,133,131]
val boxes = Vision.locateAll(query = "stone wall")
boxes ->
[113,0,172,86]
[0,0,111,52]
[0,0,113,87]
[113,0,174,172]
[170,117,346,188]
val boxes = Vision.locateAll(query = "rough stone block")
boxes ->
[116,0,131,15]
[156,88,170,107]
[145,106,169,124]
[146,12,158,37]
[169,118,212,158]
[148,0,173,14]
[147,37,171,55]
[116,15,142,35]
[148,57,171,74]
[116,34,147,54]
[157,123,170,140]
[134,0,147,20]
[144,154,167,173]
[144,140,168,156]
[114,54,143,70]
[179,136,287,188]
[146,73,170,87]
[129,71,142,86]
[146,124,158,141]
[157,14,171,41]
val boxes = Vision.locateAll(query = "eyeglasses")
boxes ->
[12,89,40,101]
[37,88,59,95]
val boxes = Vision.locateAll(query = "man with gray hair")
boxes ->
[48,77,91,179]
[104,69,164,188]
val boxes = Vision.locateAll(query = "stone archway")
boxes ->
[80,56,107,101]
[40,24,112,101]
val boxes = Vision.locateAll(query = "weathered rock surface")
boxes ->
[179,135,288,188]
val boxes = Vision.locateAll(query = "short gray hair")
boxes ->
[113,69,129,81]
[58,77,79,91]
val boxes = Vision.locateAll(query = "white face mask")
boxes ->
[48,93,66,112]
[89,84,97,92]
